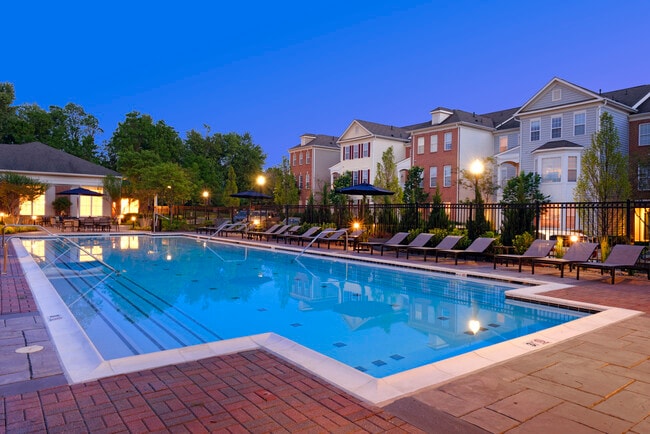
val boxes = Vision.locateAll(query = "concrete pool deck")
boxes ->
[1,231,649,432]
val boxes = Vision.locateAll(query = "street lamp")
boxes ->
[0,212,5,225]
[256,175,266,226]
[202,190,209,221]
[469,159,484,201]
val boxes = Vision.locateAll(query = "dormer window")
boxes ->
[552,88,562,101]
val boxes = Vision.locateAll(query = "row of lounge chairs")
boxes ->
[494,239,648,284]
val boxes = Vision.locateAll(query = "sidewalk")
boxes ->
[2,233,649,432]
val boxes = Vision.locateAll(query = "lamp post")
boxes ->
[468,159,485,239]
[256,175,266,226]
[469,159,484,202]
[202,190,209,221]
[0,212,5,225]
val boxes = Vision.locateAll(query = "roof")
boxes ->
[407,107,521,133]
[355,119,411,141]
[0,142,120,177]
[289,134,339,150]
[601,84,650,111]
[533,140,583,152]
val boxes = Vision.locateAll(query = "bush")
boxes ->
[513,232,534,254]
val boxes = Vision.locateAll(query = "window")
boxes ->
[292,153,297,166]
[541,157,561,183]
[298,175,303,189]
[551,116,562,139]
[574,112,586,136]
[352,171,359,185]
[79,187,104,216]
[639,165,650,191]
[443,165,452,187]
[306,151,310,164]
[430,135,438,153]
[530,119,540,141]
[499,136,508,153]
[417,137,424,154]
[353,144,359,159]
[552,88,562,101]
[429,167,437,188]
[299,152,303,165]
[343,146,350,160]
[361,170,369,184]
[444,132,452,151]
[640,123,650,146]
[305,174,310,189]
[19,194,45,216]
[568,156,577,182]
[362,142,370,157]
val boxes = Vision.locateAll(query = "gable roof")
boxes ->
[289,134,339,151]
[355,119,411,141]
[532,140,583,152]
[0,142,120,177]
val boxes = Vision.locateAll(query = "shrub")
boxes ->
[513,232,534,254]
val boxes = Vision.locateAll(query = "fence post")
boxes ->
[535,201,541,238]
[626,199,632,243]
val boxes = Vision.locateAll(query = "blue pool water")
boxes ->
[23,235,585,378]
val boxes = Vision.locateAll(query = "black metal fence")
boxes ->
[177,200,650,244]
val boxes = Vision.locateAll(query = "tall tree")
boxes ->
[574,112,632,255]
[500,172,548,246]
[47,103,102,162]
[222,166,240,208]
[374,147,403,204]
[401,167,428,231]
[269,157,299,206]
[0,173,48,224]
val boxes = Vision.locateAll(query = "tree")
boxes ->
[47,103,102,162]
[374,147,403,204]
[458,157,499,201]
[331,172,352,228]
[574,112,632,255]
[102,175,123,218]
[500,172,548,246]
[136,162,193,223]
[428,188,451,230]
[0,173,49,223]
[222,166,240,208]
[401,167,428,230]
[269,157,299,206]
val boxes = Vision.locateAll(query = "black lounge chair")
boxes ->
[284,226,321,245]
[316,228,350,249]
[406,235,463,261]
[274,225,302,243]
[531,241,598,278]
[493,239,556,272]
[357,232,409,255]
[247,223,282,240]
[575,244,647,284]
[435,237,495,265]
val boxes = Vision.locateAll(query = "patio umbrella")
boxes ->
[57,187,103,218]
[230,190,272,222]
[335,183,394,220]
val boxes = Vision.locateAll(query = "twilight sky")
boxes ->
[5,0,650,168]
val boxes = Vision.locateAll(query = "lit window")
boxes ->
[551,116,562,139]
[499,136,508,153]
[640,123,650,146]
[430,135,438,153]
[444,132,452,151]
[530,119,540,141]
[417,137,424,154]
[574,112,586,136]
[639,164,650,190]
[443,165,452,187]
[541,157,561,183]
[19,194,46,216]
[79,187,103,216]
[429,167,437,188]
[568,156,577,182]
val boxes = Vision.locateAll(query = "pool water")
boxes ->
[23,235,586,378]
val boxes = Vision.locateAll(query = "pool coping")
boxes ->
[13,236,643,406]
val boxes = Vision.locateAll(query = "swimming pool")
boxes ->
[22,235,586,378]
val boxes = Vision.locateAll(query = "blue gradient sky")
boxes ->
[5,1,649,168]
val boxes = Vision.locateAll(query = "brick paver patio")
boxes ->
[1,231,649,432]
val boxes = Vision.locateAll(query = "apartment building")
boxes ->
[289,134,339,205]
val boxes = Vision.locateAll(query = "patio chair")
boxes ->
[575,244,647,284]
[316,228,350,249]
[435,237,496,265]
[493,239,556,272]
[274,225,302,243]
[357,232,409,255]
[258,224,292,241]
[219,222,249,237]
[406,235,463,261]
[297,227,336,246]
[246,223,282,240]
[531,241,598,278]
[284,226,322,245]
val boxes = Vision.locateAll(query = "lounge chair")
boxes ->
[531,241,598,278]
[357,232,409,255]
[219,223,249,237]
[257,224,291,241]
[274,225,302,243]
[435,237,496,265]
[406,235,463,261]
[575,244,647,284]
[247,223,282,240]
[317,228,350,249]
[284,226,321,245]
[298,227,336,246]
[382,233,436,258]
[493,239,555,272]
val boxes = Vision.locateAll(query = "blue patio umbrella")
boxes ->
[57,187,104,217]
[335,183,394,220]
